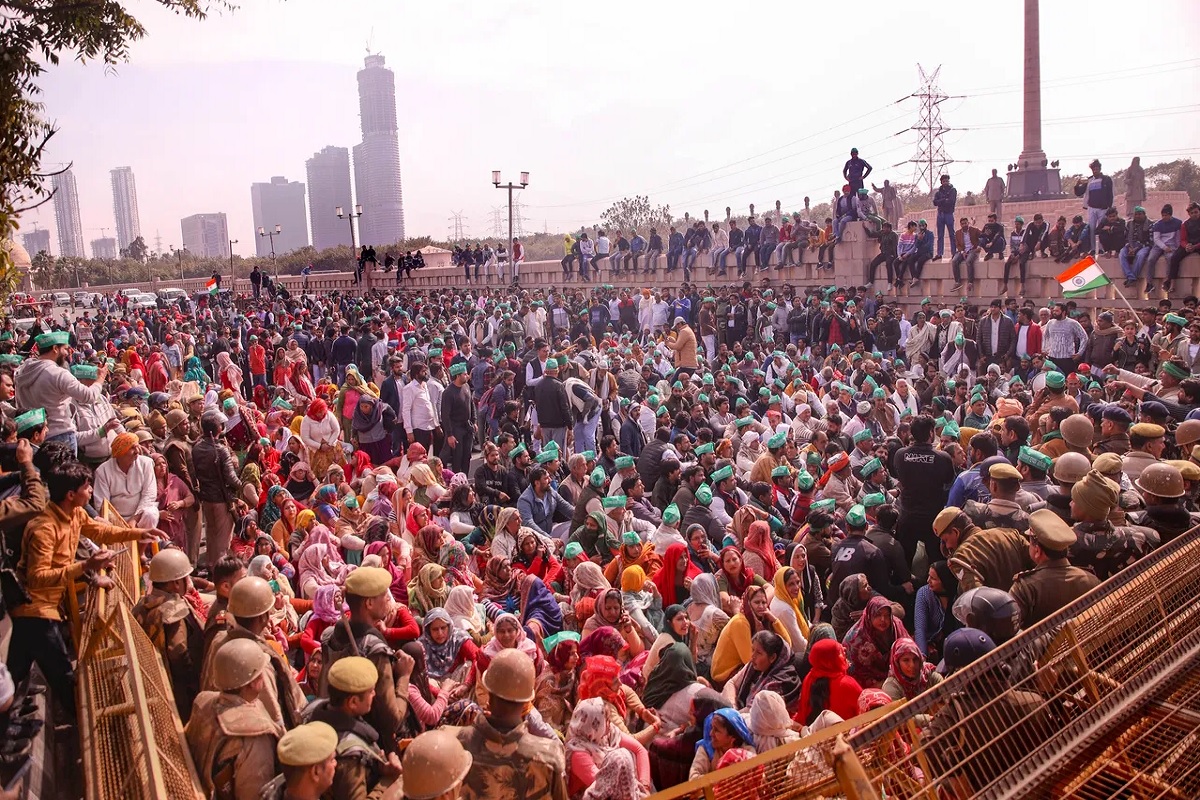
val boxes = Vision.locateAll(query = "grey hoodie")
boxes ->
[13,358,105,438]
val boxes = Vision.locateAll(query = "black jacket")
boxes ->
[533,376,572,428]
[192,437,240,503]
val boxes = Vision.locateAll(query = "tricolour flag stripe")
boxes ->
[1057,256,1110,297]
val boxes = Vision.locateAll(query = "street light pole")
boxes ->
[336,205,364,279]
[258,224,281,277]
[492,171,529,282]
[229,239,238,288]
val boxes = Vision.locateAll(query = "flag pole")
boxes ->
[1111,283,1142,321]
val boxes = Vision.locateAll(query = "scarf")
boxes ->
[365,541,405,601]
[571,562,611,603]
[481,612,540,662]
[407,563,450,617]
[352,394,384,433]
[419,608,470,680]
[698,708,754,759]
[483,556,518,602]
[736,636,801,711]
[844,596,907,688]
[772,568,811,640]
[438,541,472,588]
[259,485,289,530]
[579,626,625,660]
[719,545,756,597]
[183,355,207,383]
[888,637,937,700]
[565,697,621,762]
[443,585,484,636]
[579,655,626,717]
[312,583,342,624]
[744,520,781,581]
[583,749,646,800]
[307,398,329,421]
[651,543,700,607]
[519,573,563,638]
[642,642,697,710]
[749,690,798,753]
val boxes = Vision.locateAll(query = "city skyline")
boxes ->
[250,176,309,257]
[51,169,85,258]
[110,166,141,252]
[12,0,1198,258]
[353,54,406,248]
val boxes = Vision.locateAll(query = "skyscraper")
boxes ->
[306,146,353,251]
[110,166,142,251]
[91,238,118,260]
[353,54,405,247]
[180,213,230,259]
[250,176,309,256]
[51,169,85,258]
[21,229,51,258]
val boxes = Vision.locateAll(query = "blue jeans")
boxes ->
[1120,245,1150,281]
[936,211,957,257]
[644,249,661,271]
[710,247,730,270]
[572,413,601,456]
[683,247,699,272]
[834,214,856,240]
[1143,246,1171,281]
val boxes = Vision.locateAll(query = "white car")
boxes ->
[74,291,95,308]
[157,288,186,305]
[128,293,158,311]
[120,288,143,299]
[52,292,71,306]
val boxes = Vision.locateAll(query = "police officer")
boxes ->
[963,462,1030,532]
[320,567,415,755]
[1131,462,1197,543]
[935,506,1030,593]
[200,575,306,729]
[951,588,1022,646]
[400,729,473,800]
[454,649,567,800]
[306,656,402,798]
[260,722,339,800]
[828,504,894,602]
[132,548,204,722]
[1069,469,1158,580]
[1010,509,1101,627]
[185,638,284,800]
[1092,405,1132,455]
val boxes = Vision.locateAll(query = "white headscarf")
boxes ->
[750,690,799,752]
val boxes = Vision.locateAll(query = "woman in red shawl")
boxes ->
[145,351,169,393]
[715,546,766,607]
[741,520,781,582]
[651,543,701,608]
[843,596,909,689]
[512,529,565,590]
[795,638,863,725]
[272,347,291,389]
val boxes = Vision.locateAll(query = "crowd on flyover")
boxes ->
[0,153,1196,798]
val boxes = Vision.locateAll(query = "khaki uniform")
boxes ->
[948,525,1031,593]
[132,589,205,722]
[307,700,395,800]
[453,718,568,800]
[1010,558,1100,627]
[320,620,411,754]
[201,624,306,730]
[1121,450,1159,483]
[963,498,1030,533]
[185,692,282,800]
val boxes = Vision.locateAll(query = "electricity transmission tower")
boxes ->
[505,194,530,239]
[904,65,955,196]
[447,211,468,242]
[489,207,504,238]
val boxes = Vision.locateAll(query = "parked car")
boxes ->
[52,292,71,307]
[156,288,187,309]
[128,293,158,311]
[74,291,95,308]
[120,288,143,299]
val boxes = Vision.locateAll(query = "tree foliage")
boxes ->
[124,235,148,262]
[598,195,672,233]
[0,0,231,302]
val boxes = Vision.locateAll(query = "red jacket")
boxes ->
[1016,323,1043,357]
[796,639,864,724]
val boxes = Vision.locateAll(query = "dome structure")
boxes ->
[1,237,32,271]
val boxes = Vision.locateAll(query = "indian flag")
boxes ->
[1057,256,1110,298]
[205,277,219,295]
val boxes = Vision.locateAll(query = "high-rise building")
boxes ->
[305,146,353,251]
[353,54,405,247]
[91,237,118,260]
[110,166,142,251]
[180,213,230,259]
[21,229,51,257]
[51,169,85,258]
[250,176,309,257]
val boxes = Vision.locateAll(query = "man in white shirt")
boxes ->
[401,362,440,449]
[93,432,159,528]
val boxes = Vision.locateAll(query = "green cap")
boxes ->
[601,495,627,510]
[579,450,596,461]
[672,381,684,390]
[796,471,815,491]
[872,388,885,399]
[862,492,886,508]
[15,408,46,433]
[449,362,467,377]
[735,397,748,409]
[767,432,787,449]
[663,503,681,524]
[694,442,714,456]
[809,498,836,514]
[543,630,582,652]
[702,374,715,385]
[698,393,710,404]
[852,429,873,444]
[1019,446,1053,472]
[0,354,23,366]
[1165,313,1188,327]
[771,464,791,479]
[1045,371,1066,389]
[535,449,558,464]
[589,466,607,488]
[35,331,69,349]
[272,397,293,410]
[806,451,821,465]
[509,442,527,459]
[621,531,641,546]
[615,455,635,470]
[564,542,584,560]
[846,504,867,527]
[860,457,883,478]
[734,417,754,428]
[70,364,98,381]
[656,406,668,417]
[710,464,734,483]
[943,421,961,439]
[695,484,713,506]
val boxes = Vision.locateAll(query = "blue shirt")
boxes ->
[947,465,990,508]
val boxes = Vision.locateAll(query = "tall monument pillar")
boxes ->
[1007,0,1064,200]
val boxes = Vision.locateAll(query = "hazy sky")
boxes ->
[18,0,1200,257]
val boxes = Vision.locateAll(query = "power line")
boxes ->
[489,206,504,238]
[955,104,1200,131]
[446,210,467,242]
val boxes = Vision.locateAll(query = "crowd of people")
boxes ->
[451,239,525,286]
[0,226,1197,799]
